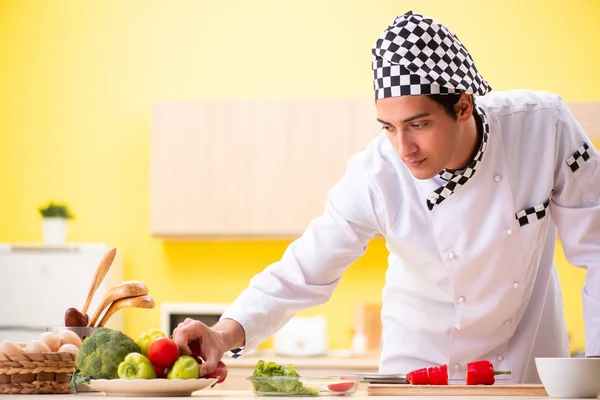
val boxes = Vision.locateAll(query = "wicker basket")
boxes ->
[0,350,77,394]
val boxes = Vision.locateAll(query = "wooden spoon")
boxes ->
[97,295,155,327]
[65,247,117,327]
[87,280,149,327]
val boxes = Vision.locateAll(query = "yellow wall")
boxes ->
[1,0,599,353]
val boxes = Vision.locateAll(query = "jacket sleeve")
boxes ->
[549,97,600,356]
[220,150,385,355]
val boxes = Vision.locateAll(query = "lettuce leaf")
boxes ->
[252,360,319,396]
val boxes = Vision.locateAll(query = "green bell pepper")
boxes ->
[135,328,167,357]
[167,355,200,379]
[117,352,157,380]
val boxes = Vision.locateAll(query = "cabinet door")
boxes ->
[150,99,381,237]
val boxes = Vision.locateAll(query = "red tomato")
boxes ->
[327,381,355,392]
[203,360,228,383]
[148,337,179,369]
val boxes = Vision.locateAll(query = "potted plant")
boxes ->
[38,201,75,245]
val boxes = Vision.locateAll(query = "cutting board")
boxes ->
[367,383,548,396]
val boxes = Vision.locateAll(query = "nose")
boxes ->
[396,131,418,158]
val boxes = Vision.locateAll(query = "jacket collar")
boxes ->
[426,104,490,211]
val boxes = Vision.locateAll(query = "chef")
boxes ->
[173,11,600,384]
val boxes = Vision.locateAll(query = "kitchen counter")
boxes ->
[10,389,551,399]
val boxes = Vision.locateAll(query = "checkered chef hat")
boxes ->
[371,11,492,100]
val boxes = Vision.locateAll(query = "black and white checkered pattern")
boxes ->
[566,142,591,173]
[227,347,244,359]
[439,170,459,181]
[516,197,550,227]
[426,105,489,211]
[371,11,492,100]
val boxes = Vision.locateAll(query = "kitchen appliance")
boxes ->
[273,316,328,357]
[161,302,231,336]
[0,243,124,342]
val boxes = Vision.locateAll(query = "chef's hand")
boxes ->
[172,318,245,376]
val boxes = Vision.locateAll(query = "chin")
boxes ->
[406,164,438,180]
[403,158,441,180]
[410,170,437,180]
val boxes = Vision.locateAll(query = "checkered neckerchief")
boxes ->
[426,105,490,211]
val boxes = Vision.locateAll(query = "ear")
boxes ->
[455,93,473,123]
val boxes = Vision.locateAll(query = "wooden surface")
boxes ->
[569,101,600,138]
[150,99,381,237]
[367,383,548,397]
[87,280,148,327]
[81,247,117,316]
[149,99,599,238]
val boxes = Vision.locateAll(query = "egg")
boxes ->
[38,332,61,352]
[25,339,51,353]
[0,340,23,354]
[58,329,82,349]
[57,343,79,354]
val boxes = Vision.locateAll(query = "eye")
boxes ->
[411,122,427,130]
[382,125,395,132]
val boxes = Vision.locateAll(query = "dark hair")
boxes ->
[428,93,475,120]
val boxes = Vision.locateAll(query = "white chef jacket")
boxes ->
[221,89,600,384]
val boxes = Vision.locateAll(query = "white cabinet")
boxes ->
[0,243,124,341]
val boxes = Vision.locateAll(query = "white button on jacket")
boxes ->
[221,90,600,384]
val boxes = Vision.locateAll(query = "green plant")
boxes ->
[38,201,75,219]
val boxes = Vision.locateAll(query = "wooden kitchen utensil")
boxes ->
[97,294,155,327]
[64,247,117,327]
[87,280,149,327]
[367,383,548,396]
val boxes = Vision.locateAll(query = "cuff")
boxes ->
[226,347,245,359]
[219,307,262,354]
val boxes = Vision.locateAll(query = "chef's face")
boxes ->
[375,93,474,180]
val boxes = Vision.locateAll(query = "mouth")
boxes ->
[405,158,426,167]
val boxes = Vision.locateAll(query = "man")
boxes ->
[173,11,600,383]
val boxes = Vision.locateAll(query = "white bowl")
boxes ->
[535,357,600,398]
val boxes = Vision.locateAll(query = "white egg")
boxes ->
[57,343,79,354]
[0,340,23,354]
[39,332,61,352]
[58,329,83,349]
[25,340,51,353]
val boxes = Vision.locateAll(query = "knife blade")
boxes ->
[353,373,409,384]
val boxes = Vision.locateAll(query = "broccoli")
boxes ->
[75,327,141,379]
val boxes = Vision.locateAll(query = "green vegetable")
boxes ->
[251,360,319,396]
[167,355,200,379]
[74,327,142,380]
[118,352,157,379]
[135,328,167,357]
